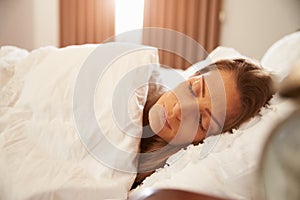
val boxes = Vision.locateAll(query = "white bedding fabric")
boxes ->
[0,31,299,200]
[0,43,159,200]
[131,32,300,199]
[261,31,300,82]
[0,46,29,90]
[131,96,297,199]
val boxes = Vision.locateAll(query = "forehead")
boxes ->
[217,70,240,111]
[211,70,241,124]
[194,68,238,98]
[193,69,241,128]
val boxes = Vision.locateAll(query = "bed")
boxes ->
[0,31,299,200]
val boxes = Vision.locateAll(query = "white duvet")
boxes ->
[131,31,300,199]
[0,43,159,200]
[0,31,299,200]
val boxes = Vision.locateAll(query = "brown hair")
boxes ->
[196,58,274,132]
[133,58,275,186]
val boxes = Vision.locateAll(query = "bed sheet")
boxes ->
[130,40,299,199]
[0,46,29,90]
[1,31,299,200]
[0,43,159,200]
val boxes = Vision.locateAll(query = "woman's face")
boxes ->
[148,69,241,145]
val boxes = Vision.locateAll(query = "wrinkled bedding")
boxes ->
[1,31,299,200]
[131,32,300,199]
[0,44,159,200]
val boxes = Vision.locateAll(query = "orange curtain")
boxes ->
[143,0,222,69]
[60,0,115,47]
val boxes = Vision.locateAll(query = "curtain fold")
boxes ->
[59,0,115,47]
[143,0,222,69]
[60,0,222,69]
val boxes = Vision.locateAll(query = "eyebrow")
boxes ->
[205,108,222,132]
[202,77,205,98]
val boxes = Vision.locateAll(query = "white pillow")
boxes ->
[183,46,259,77]
[0,46,29,89]
[157,46,248,89]
[261,31,300,82]
[131,45,298,199]
[0,43,159,200]
[132,96,296,200]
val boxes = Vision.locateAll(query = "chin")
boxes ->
[148,104,164,134]
[148,118,158,134]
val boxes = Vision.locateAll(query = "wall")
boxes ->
[33,0,59,49]
[0,0,299,57]
[0,0,59,50]
[0,0,35,49]
[220,0,300,60]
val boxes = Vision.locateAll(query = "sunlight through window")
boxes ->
[114,0,144,35]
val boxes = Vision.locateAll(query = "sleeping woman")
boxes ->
[133,58,274,187]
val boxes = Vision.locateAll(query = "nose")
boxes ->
[173,102,181,120]
[173,100,198,121]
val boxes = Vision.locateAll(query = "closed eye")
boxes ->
[189,80,206,131]
[202,77,205,98]
[188,81,197,97]
[199,114,206,131]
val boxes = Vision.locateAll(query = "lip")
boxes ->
[163,105,172,130]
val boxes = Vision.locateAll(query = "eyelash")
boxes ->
[189,81,206,131]
[188,81,197,97]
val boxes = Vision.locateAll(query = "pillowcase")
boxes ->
[157,46,249,89]
[261,31,300,82]
[0,43,159,200]
[132,96,296,200]
[0,45,29,89]
[131,45,298,199]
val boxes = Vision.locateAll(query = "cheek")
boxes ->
[156,91,177,110]
[156,126,174,142]
[174,118,202,144]
[164,91,176,100]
